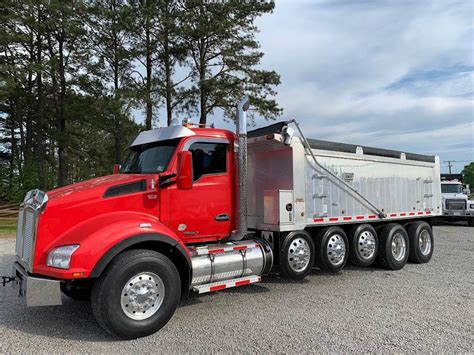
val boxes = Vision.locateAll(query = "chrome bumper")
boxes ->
[12,262,63,307]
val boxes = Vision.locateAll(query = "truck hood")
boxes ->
[441,193,467,200]
[47,174,149,206]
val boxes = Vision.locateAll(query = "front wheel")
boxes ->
[91,249,181,339]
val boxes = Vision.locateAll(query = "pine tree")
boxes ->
[180,0,282,125]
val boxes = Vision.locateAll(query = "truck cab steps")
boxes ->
[193,275,261,294]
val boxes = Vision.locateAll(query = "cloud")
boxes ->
[251,0,473,172]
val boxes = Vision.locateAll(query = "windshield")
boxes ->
[121,139,179,174]
[441,184,462,194]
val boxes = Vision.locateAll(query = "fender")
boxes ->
[33,211,191,280]
[89,233,191,278]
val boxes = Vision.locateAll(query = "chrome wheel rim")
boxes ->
[391,233,406,261]
[418,230,432,255]
[121,272,165,320]
[357,230,376,260]
[287,237,311,272]
[327,234,346,266]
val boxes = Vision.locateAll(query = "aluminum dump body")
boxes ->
[246,123,441,232]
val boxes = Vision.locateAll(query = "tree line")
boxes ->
[0,0,281,202]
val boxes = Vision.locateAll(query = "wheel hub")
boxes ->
[391,233,406,261]
[418,230,432,255]
[287,237,311,272]
[357,231,376,260]
[327,234,346,266]
[121,272,165,320]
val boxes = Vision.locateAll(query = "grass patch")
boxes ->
[0,219,17,237]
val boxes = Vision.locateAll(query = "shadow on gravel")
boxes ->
[0,296,117,342]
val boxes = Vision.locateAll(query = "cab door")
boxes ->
[166,138,234,242]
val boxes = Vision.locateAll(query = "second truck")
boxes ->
[5,97,441,339]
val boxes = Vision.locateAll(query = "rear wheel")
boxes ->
[315,227,349,273]
[348,224,378,267]
[279,231,315,280]
[407,221,434,263]
[377,223,409,270]
[91,249,181,339]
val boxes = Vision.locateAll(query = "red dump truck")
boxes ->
[3,97,441,339]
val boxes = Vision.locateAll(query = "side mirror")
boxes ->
[177,151,193,190]
[113,164,120,174]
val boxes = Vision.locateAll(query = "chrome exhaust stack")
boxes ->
[231,96,250,241]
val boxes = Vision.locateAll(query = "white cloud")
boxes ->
[252,0,473,172]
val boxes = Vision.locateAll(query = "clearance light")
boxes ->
[47,245,80,269]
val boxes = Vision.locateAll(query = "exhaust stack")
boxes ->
[231,95,250,241]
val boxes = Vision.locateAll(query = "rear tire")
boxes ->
[407,221,434,263]
[315,227,349,273]
[279,231,315,280]
[377,223,409,270]
[91,249,181,339]
[348,224,378,267]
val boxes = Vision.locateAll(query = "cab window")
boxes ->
[188,142,227,181]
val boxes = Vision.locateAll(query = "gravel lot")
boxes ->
[0,225,472,353]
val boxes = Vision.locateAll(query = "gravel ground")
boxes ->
[0,225,473,353]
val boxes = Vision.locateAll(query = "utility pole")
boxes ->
[443,160,456,174]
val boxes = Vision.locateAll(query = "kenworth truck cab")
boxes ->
[4,97,441,339]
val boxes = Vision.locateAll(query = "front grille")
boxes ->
[15,189,46,272]
[446,199,466,211]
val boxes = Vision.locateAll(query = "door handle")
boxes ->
[215,213,230,222]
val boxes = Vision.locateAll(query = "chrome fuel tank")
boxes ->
[189,240,273,287]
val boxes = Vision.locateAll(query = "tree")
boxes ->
[180,0,282,125]
[462,162,474,192]
[87,0,135,163]
[130,0,192,128]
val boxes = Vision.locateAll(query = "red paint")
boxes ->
[390,213,397,217]
[400,213,407,216]
[356,216,365,220]
[343,217,352,221]
[426,211,431,214]
[31,127,237,279]
[208,248,225,254]
[329,217,339,221]
[210,284,227,292]
[233,245,248,251]
[417,211,423,215]
[409,212,415,216]
[235,279,251,287]
[314,218,324,222]
[368,215,377,219]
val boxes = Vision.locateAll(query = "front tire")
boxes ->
[91,249,181,339]
[377,223,409,270]
[407,221,434,263]
[279,231,315,280]
[315,227,349,273]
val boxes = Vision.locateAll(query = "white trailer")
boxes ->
[245,120,440,275]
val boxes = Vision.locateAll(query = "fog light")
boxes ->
[47,245,79,269]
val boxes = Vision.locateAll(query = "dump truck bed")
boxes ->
[247,122,441,232]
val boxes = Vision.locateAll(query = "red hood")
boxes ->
[47,174,149,206]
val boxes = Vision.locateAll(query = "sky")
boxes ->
[142,0,474,174]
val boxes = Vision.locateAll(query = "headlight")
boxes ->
[470,204,474,209]
[47,245,79,269]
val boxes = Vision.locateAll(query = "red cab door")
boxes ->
[165,138,234,243]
